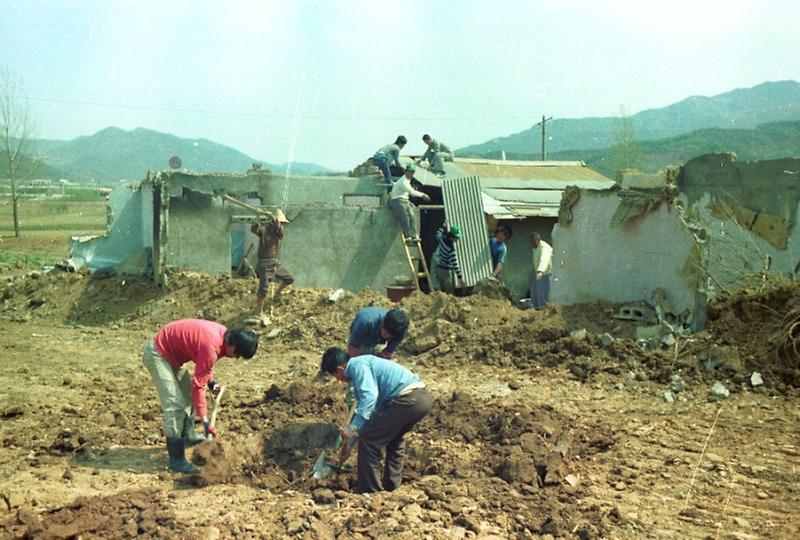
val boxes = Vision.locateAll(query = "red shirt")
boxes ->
[154,319,227,418]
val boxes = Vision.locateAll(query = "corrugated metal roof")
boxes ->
[453,159,610,183]
[442,176,493,287]
[482,188,563,205]
[477,177,615,190]
[403,155,613,220]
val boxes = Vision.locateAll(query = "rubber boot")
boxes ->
[166,437,199,473]
[182,417,206,447]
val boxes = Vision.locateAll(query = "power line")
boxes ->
[22,91,545,123]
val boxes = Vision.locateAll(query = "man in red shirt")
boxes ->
[142,319,259,473]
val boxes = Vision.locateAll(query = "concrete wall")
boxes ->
[685,193,800,292]
[69,183,153,272]
[166,190,232,274]
[279,206,409,291]
[551,190,697,314]
[239,175,408,291]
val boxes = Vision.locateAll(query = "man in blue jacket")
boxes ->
[320,347,432,494]
[348,306,409,359]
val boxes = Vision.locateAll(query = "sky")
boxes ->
[1,0,799,171]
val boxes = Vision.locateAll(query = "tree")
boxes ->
[0,65,37,238]
[609,106,643,177]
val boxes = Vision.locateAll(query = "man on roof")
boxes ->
[416,134,452,178]
[372,136,407,191]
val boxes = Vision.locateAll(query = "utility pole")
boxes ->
[535,115,553,161]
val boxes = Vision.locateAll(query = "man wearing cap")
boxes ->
[389,163,430,240]
[435,224,465,294]
[416,134,452,178]
[251,208,294,315]
[319,347,432,494]
[372,136,407,191]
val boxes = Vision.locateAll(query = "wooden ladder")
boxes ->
[401,237,435,292]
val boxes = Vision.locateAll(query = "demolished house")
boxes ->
[69,157,615,299]
[69,168,414,291]
[552,153,800,330]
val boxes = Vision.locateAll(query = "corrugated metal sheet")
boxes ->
[442,176,493,287]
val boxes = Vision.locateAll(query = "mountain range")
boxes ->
[12,80,800,184]
[27,127,329,184]
[473,121,800,178]
[458,80,800,163]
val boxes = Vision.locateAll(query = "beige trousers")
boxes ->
[142,339,193,438]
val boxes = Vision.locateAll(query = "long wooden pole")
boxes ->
[223,194,274,218]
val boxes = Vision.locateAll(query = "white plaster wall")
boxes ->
[687,193,800,291]
[551,191,696,313]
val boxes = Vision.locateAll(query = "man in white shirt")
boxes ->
[530,232,553,309]
[389,163,430,240]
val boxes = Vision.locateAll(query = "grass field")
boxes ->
[0,196,107,269]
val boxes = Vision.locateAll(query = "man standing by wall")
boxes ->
[417,134,452,177]
[319,347,432,494]
[389,163,430,239]
[348,307,410,360]
[251,209,294,317]
[372,136,407,190]
[489,224,512,281]
[530,232,553,309]
[435,224,465,294]
[142,319,259,472]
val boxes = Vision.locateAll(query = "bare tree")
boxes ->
[609,105,643,176]
[0,66,37,238]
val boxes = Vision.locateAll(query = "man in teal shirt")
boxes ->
[320,347,432,493]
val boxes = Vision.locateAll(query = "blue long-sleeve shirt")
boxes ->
[345,355,421,431]
[348,307,404,354]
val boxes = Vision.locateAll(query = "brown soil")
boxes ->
[1,270,798,538]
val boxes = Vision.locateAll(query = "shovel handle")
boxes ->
[207,386,226,439]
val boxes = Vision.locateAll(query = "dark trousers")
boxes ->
[357,387,432,493]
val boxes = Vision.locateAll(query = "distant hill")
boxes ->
[27,127,329,184]
[476,121,800,178]
[459,80,800,157]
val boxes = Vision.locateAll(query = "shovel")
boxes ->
[312,403,358,479]
[206,385,226,440]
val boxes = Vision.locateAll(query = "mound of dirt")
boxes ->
[1,489,182,539]
[709,282,800,387]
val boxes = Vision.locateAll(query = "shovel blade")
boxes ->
[312,450,333,479]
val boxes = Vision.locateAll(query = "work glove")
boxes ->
[208,380,222,394]
[203,420,218,439]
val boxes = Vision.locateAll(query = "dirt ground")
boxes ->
[0,270,798,539]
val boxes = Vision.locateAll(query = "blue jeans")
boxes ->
[372,154,392,192]
[530,274,550,309]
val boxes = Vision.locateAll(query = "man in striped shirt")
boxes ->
[435,224,465,294]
